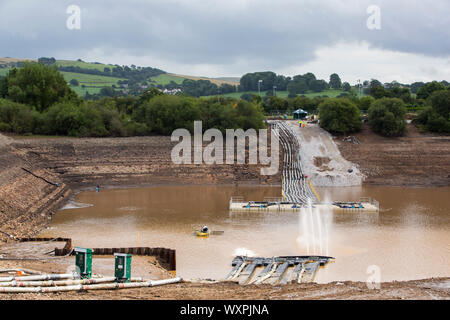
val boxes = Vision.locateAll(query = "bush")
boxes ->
[413,90,450,133]
[429,90,450,120]
[368,98,406,137]
[426,113,450,133]
[0,122,11,132]
[6,62,78,112]
[318,98,362,134]
[133,95,201,135]
[357,96,375,111]
[415,106,450,133]
[416,81,446,100]
[0,99,40,134]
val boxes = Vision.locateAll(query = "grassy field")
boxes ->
[60,71,126,96]
[56,60,114,72]
[149,73,238,86]
[149,73,186,85]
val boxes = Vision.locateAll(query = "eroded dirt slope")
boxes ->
[336,124,450,187]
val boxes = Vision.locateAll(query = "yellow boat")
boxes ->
[196,230,210,237]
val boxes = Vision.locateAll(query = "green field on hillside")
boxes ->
[149,74,186,85]
[60,71,125,84]
[60,71,125,96]
[56,60,114,72]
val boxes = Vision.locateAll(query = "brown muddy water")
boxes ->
[40,185,450,283]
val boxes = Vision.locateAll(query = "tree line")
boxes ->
[238,71,352,97]
[0,62,448,138]
[0,63,265,137]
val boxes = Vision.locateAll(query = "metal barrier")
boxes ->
[18,238,176,272]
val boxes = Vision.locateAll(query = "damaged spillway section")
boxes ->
[285,121,364,187]
[225,256,334,285]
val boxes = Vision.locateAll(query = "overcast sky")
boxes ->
[1,0,449,84]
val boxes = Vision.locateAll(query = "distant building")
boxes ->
[163,88,182,95]
[293,108,308,120]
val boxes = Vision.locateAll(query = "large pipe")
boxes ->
[0,277,182,293]
[0,277,117,287]
[0,273,76,282]
[150,277,182,287]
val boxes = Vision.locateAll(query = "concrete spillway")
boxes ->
[229,120,379,213]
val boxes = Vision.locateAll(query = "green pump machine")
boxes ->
[74,247,93,279]
[114,253,132,282]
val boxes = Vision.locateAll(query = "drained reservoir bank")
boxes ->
[0,122,449,299]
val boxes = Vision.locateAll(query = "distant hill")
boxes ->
[156,73,239,86]
[1,57,243,97]
[213,77,240,84]
[0,57,36,64]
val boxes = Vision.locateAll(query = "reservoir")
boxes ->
[40,185,450,283]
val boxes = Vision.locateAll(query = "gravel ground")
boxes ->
[0,277,448,300]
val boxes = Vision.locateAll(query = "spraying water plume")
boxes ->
[297,198,331,256]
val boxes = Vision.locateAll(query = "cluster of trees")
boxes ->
[58,64,165,83]
[0,63,265,137]
[239,71,351,98]
[364,79,449,115]
[316,96,408,136]
[368,98,407,136]
[37,57,57,65]
[175,79,236,97]
[316,86,449,137]
[287,73,329,96]
[414,90,450,133]
[1,61,448,138]
[318,98,362,135]
[0,63,78,111]
[239,72,290,92]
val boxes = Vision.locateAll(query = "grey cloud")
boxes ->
[0,0,449,75]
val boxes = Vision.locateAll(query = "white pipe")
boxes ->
[0,277,182,293]
[0,286,41,293]
[0,273,76,282]
[0,277,117,287]
[149,277,182,287]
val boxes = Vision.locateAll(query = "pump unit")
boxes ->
[114,253,132,282]
[74,247,93,279]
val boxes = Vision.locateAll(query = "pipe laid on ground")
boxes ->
[0,273,76,282]
[1,276,144,287]
[0,277,117,287]
[149,277,182,287]
[0,277,182,293]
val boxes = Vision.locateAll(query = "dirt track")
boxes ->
[1,278,448,300]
